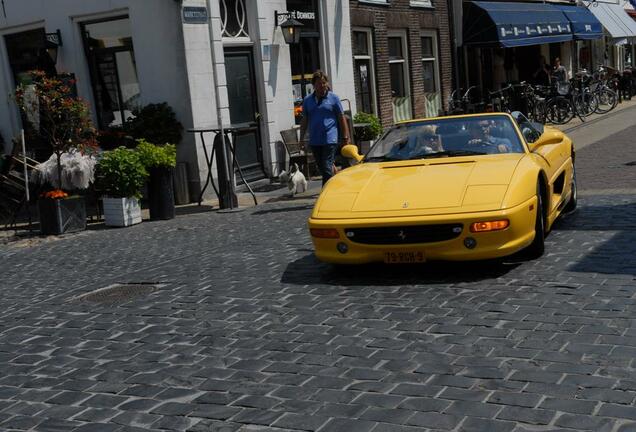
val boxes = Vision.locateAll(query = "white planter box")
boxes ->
[102,197,142,227]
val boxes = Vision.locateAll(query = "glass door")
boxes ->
[224,48,264,181]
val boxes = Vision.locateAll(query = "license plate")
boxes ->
[384,251,426,264]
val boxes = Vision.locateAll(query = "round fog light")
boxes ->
[464,237,477,249]
[336,242,348,254]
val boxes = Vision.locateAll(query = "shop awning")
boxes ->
[463,1,573,47]
[589,1,636,40]
[553,5,603,40]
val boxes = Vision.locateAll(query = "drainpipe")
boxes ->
[204,0,236,209]
[447,0,462,93]
[205,0,225,148]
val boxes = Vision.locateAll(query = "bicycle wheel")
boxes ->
[595,89,617,114]
[532,99,547,124]
[546,98,574,125]
[574,92,597,117]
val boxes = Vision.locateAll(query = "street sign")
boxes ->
[276,10,315,26]
[183,6,208,24]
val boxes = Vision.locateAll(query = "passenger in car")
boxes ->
[387,125,441,159]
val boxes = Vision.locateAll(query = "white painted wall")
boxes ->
[0,0,355,193]
[254,0,294,176]
[320,0,356,115]
[253,0,355,176]
[0,0,202,195]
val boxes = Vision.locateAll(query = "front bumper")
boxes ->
[308,196,537,264]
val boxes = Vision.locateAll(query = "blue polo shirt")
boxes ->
[302,90,344,146]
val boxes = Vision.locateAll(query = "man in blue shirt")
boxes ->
[299,70,352,185]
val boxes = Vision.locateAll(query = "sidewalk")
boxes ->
[554,96,636,134]
[191,177,323,209]
[1,177,324,245]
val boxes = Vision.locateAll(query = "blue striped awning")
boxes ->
[553,4,603,40]
[463,1,573,47]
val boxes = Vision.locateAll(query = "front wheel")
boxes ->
[563,164,577,213]
[523,183,545,259]
[546,98,574,125]
[595,89,618,114]
[575,92,598,117]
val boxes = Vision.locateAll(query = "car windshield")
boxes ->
[365,115,525,162]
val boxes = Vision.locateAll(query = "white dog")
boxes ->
[280,163,307,197]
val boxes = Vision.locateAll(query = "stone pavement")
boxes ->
[1,183,635,432]
[0,111,635,432]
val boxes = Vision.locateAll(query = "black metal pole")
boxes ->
[299,38,306,98]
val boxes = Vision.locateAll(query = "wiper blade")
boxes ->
[365,155,402,162]
[415,150,487,158]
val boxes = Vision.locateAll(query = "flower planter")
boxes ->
[38,195,86,235]
[102,197,142,227]
[148,167,175,220]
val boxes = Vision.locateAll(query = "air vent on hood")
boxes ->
[383,160,474,169]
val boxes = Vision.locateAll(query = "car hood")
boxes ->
[313,154,524,219]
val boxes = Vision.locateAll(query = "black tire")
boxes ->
[594,89,618,114]
[563,164,577,214]
[524,182,545,259]
[546,98,574,125]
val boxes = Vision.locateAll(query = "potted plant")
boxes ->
[135,139,177,220]
[14,70,98,235]
[95,147,147,227]
[353,112,383,154]
[125,102,183,145]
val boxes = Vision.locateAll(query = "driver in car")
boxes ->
[466,120,512,153]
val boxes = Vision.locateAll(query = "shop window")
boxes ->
[4,28,56,85]
[388,32,412,122]
[81,16,140,129]
[220,0,249,39]
[353,29,377,115]
[421,32,441,117]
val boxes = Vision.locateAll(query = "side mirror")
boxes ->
[531,129,564,150]
[341,144,363,162]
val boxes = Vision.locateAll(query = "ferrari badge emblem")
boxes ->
[402,202,409,208]
[398,230,406,241]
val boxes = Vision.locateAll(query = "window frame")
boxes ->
[352,27,378,115]
[358,0,389,5]
[79,15,140,129]
[420,30,440,96]
[410,0,434,8]
[387,30,410,100]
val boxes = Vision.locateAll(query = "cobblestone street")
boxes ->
[1,114,636,431]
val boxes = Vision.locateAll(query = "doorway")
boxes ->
[224,47,265,182]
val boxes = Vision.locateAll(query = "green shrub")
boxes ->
[135,139,177,169]
[353,112,383,141]
[95,147,148,199]
[126,102,183,145]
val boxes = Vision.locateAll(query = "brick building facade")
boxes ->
[349,0,453,127]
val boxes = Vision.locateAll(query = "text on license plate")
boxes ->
[384,251,425,264]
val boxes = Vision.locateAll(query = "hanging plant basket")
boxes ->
[38,195,87,235]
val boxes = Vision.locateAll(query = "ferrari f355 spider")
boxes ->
[308,112,576,264]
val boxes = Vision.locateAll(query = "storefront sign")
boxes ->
[46,31,61,47]
[499,23,570,38]
[183,6,208,24]
[276,10,315,26]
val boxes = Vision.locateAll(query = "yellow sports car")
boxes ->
[308,112,576,264]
